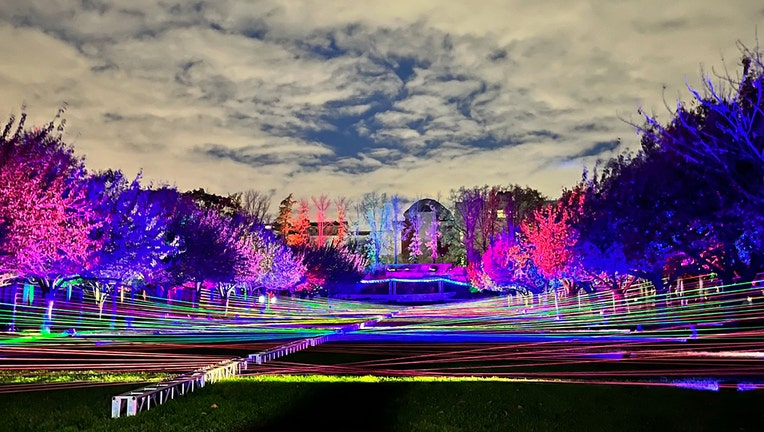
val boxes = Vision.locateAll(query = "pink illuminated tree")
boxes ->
[405,207,424,262]
[312,194,330,247]
[334,197,349,246]
[425,202,443,262]
[520,199,581,283]
[257,241,305,292]
[0,112,102,330]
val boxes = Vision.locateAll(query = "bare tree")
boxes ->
[452,186,486,264]
[241,189,274,224]
[425,201,442,262]
[358,192,387,265]
[311,194,331,247]
[386,195,405,264]
[334,197,350,246]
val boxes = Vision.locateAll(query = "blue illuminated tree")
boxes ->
[358,192,388,266]
[85,171,179,286]
[638,44,763,206]
[634,46,764,290]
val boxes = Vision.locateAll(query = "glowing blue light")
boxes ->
[737,382,758,391]
[671,379,720,392]
[360,277,474,288]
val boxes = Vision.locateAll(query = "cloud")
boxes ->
[0,0,761,205]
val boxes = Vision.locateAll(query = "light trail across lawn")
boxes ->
[3,289,764,392]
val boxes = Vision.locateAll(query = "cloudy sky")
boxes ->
[1,1,761,207]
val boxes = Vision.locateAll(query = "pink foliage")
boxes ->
[0,152,100,278]
[520,200,580,281]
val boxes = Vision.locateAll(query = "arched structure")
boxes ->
[401,198,453,263]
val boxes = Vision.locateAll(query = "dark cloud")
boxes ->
[102,112,123,122]
[572,123,611,133]
[633,18,691,34]
[567,140,621,160]
[199,144,286,167]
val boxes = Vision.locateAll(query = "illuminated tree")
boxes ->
[257,241,305,292]
[479,232,514,289]
[275,193,296,240]
[296,243,367,295]
[521,200,580,282]
[164,194,241,292]
[85,170,179,286]
[334,197,349,246]
[0,112,102,330]
[450,185,543,264]
[578,150,682,301]
[358,192,388,266]
[405,208,424,262]
[425,202,442,262]
[637,44,764,205]
[630,47,764,293]
[385,194,405,264]
[288,199,311,247]
[451,186,485,264]
[472,234,545,295]
[312,194,331,247]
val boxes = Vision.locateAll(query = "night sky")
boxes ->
[1,1,761,204]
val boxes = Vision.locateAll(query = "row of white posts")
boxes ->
[111,312,398,418]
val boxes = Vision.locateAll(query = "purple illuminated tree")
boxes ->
[296,243,367,295]
[451,186,485,264]
[578,150,685,303]
[257,240,305,292]
[163,193,241,299]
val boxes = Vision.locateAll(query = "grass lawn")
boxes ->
[1,375,763,432]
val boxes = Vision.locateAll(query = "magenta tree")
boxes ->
[0,112,102,331]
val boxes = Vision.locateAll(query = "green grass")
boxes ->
[0,370,172,384]
[1,375,763,432]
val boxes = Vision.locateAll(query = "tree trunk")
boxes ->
[646,274,669,311]
[111,285,117,330]
[611,287,626,314]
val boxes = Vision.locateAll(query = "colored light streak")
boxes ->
[0,279,763,395]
